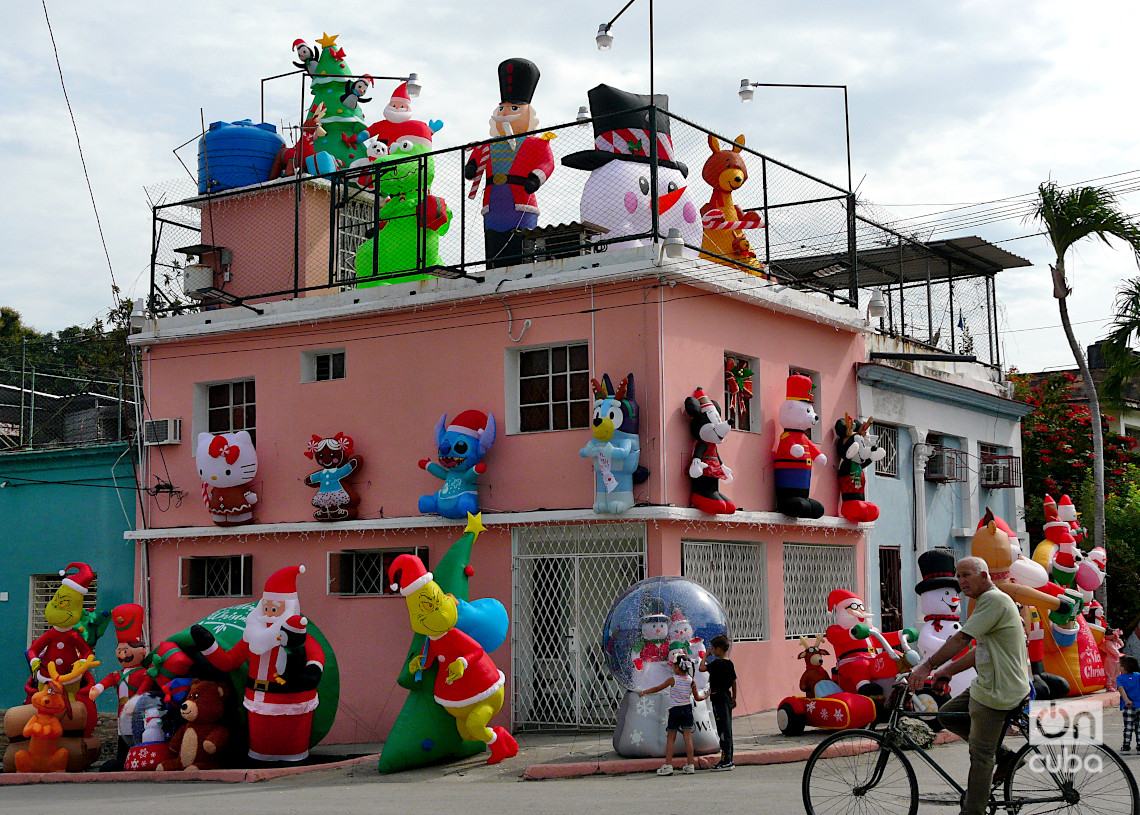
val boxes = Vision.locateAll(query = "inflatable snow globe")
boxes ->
[602,576,728,757]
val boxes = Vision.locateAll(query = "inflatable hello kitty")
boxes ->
[196,431,259,526]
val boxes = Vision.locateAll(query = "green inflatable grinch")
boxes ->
[354,120,451,287]
[378,513,513,773]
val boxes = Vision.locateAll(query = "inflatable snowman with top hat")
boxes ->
[914,549,975,698]
[563,84,701,254]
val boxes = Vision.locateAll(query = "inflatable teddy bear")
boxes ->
[157,679,231,771]
[774,375,827,518]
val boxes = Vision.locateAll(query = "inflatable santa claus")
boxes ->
[192,566,325,763]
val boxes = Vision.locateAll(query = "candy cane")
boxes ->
[467,147,490,200]
[702,208,765,231]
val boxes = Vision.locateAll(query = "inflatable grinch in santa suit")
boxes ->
[25,562,97,702]
[192,566,324,763]
[389,553,518,764]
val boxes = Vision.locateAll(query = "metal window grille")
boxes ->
[207,379,256,443]
[980,444,1022,489]
[517,343,592,433]
[682,540,767,640]
[783,543,856,639]
[29,574,99,643]
[873,422,899,478]
[327,547,429,596]
[724,353,758,432]
[336,200,374,286]
[878,547,903,632]
[315,351,346,382]
[925,444,968,483]
[179,555,253,598]
[513,522,646,730]
[789,366,822,442]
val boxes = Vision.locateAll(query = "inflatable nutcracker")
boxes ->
[774,375,827,518]
[464,58,555,268]
[192,566,325,763]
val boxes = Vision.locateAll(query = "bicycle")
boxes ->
[801,679,1138,815]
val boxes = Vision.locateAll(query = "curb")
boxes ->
[0,753,379,786]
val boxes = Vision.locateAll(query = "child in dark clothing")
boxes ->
[699,634,738,770]
[1119,655,1140,754]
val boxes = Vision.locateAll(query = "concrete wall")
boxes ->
[0,444,137,712]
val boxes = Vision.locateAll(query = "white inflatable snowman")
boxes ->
[666,606,708,693]
[914,549,975,698]
[564,84,702,254]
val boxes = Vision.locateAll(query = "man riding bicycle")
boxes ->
[908,555,1031,815]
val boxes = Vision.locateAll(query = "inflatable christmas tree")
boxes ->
[378,514,506,773]
[304,33,368,169]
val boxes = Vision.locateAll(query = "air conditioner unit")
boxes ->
[981,462,1007,487]
[183,264,214,298]
[925,445,967,483]
[143,418,182,446]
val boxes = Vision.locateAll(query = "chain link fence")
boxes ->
[0,368,135,452]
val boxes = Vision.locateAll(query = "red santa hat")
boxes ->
[388,119,435,149]
[388,553,433,596]
[786,374,814,402]
[59,562,95,595]
[1043,494,1059,522]
[390,82,411,104]
[670,608,686,624]
[282,614,308,634]
[827,589,860,613]
[293,38,307,49]
[263,565,306,603]
[111,603,146,644]
[447,409,487,438]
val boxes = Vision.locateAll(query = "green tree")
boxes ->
[303,33,369,170]
[1032,181,1140,552]
[1098,466,1140,629]
[1100,276,1140,408]
[1011,370,1140,539]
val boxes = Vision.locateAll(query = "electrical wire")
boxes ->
[41,0,120,309]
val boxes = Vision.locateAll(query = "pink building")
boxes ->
[129,119,875,746]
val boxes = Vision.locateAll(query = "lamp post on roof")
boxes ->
[596,0,655,100]
[739,80,852,193]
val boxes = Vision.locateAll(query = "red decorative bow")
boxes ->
[724,357,754,421]
[208,435,240,464]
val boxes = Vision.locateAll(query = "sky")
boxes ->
[3,0,1138,373]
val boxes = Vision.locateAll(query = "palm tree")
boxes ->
[1101,277,1140,409]
[1032,181,1140,552]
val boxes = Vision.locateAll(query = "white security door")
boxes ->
[512,523,645,730]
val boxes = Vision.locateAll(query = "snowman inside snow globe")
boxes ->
[602,576,727,758]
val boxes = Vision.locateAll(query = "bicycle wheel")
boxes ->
[802,729,918,815]
[1004,740,1139,815]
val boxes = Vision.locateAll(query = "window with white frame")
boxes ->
[203,379,256,443]
[29,574,98,643]
[508,342,591,433]
[180,555,253,598]
[328,547,430,596]
[788,366,822,442]
[782,543,857,639]
[724,353,758,432]
[682,540,767,640]
[872,422,899,478]
[301,349,346,383]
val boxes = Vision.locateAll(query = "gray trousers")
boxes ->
[937,690,1010,815]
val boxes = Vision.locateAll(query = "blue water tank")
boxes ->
[197,120,285,195]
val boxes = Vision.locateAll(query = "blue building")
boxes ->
[0,442,138,713]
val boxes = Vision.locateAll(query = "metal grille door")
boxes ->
[879,546,903,632]
[513,523,645,730]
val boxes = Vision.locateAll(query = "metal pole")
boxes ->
[28,366,35,448]
[19,337,26,446]
[842,85,852,193]
[847,193,858,307]
[649,106,660,244]
[648,0,654,102]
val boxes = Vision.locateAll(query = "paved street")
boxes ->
[3,710,1135,814]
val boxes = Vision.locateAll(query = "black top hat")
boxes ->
[916,548,959,594]
[639,595,667,621]
[498,58,541,105]
[562,84,688,176]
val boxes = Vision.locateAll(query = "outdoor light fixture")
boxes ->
[130,298,147,330]
[737,79,853,193]
[197,287,264,315]
[663,228,685,260]
[406,73,422,97]
[576,105,590,123]
[866,287,887,323]
[595,24,614,50]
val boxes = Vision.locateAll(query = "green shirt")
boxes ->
[961,587,1030,710]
